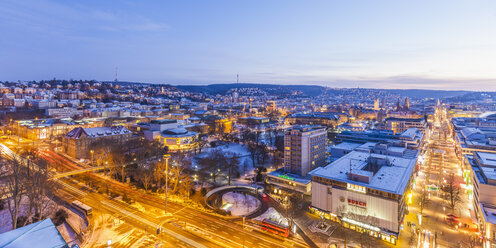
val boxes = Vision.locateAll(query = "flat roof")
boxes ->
[476,152,496,167]
[0,218,68,248]
[481,203,496,224]
[268,168,312,185]
[310,150,418,194]
[332,142,362,151]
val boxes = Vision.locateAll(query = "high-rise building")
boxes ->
[373,99,380,110]
[404,97,410,110]
[284,125,327,176]
[380,98,386,109]
[266,100,277,112]
[266,125,327,195]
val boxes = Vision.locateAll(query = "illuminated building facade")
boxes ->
[15,118,104,141]
[466,152,496,247]
[202,115,232,134]
[309,147,419,244]
[266,125,326,196]
[284,125,327,176]
[160,127,199,152]
[62,126,133,159]
[384,117,426,134]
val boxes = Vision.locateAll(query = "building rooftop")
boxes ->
[310,150,418,194]
[476,152,496,167]
[0,218,68,248]
[161,128,198,138]
[332,142,362,151]
[267,168,312,185]
[65,126,131,139]
[287,125,326,133]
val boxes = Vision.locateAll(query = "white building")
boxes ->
[309,147,418,245]
[46,107,83,118]
[468,152,496,247]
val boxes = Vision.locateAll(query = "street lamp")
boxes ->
[90,150,94,166]
[163,154,170,215]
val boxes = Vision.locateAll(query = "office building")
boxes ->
[266,125,327,195]
[309,146,419,244]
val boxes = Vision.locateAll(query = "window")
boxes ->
[347,183,366,193]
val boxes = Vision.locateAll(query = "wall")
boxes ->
[311,181,400,233]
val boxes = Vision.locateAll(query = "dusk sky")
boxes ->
[1,0,496,90]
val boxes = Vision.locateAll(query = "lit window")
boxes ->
[347,183,366,193]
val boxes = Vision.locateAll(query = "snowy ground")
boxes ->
[57,205,87,246]
[254,207,289,226]
[0,195,58,234]
[221,192,260,216]
[193,143,255,174]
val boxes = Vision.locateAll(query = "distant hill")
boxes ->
[176,83,471,99]
[384,89,469,99]
[176,83,326,97]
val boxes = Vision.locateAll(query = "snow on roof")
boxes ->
[461,127,483,139]
[357,142,377,150]
[476,152,496,167]
[267,168,312,185]
[388,146,407,153]
[481,204,496,224]
[310,150,417,194]
[332,142,362,151]
[0,218,68,248]
[400,128,418,138]
[161,128,198,138]
[65,126,131,139]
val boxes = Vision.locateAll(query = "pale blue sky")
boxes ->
[1,0,496,90]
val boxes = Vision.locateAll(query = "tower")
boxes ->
[404,97,410,110]
[373,99,380,110]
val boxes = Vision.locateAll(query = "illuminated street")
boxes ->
[1,4,495,247]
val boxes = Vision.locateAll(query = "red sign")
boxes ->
[348,198,367,208]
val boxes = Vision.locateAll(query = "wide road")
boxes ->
[55,178,219,248]
[36,144,309,248]
[404,107,476,248]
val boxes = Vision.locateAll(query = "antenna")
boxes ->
[237,73,239,84]
[115,67,118,82]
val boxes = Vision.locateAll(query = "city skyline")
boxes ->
[2,0,496,90]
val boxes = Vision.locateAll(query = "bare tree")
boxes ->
[442,173,461,214]
[197,149,224,183]
[169,152,191,193]
[110,145,130,182]
[225,152,240,185]
[179,176,193,199]
[24,158,57,225]
[247,142,258,168]
[418,189,430,215]
[4,155,25,229]
[138,167,153,191]
[462,235,480,248]
[284,192,305,235]
[273,150,284,169]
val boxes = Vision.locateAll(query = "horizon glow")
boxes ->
[1,0,496,90]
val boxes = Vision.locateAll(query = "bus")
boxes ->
[261,219,290,238]
[72,200,93,216]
